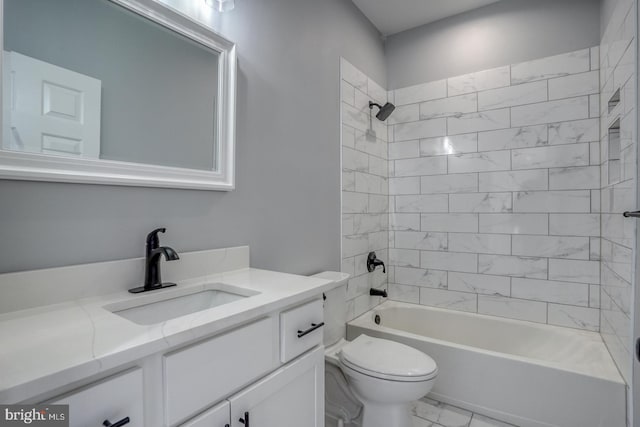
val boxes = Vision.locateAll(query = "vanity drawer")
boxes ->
[51,368,144,427]
[280,298,324,363]
[164,317,277,426]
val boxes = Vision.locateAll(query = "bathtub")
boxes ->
[347,301,626,427]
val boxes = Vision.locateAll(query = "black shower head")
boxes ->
[369,101,396,121]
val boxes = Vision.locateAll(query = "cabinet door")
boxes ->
[229,347,324,427]
[180,401,230,427]
[50,368,144,427]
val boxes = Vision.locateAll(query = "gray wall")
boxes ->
[5,0,217,170]
[385,0,601,89]
[0,0,386,274]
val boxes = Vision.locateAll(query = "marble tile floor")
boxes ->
[412,397,517,427]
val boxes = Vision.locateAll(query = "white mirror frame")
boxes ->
[0,0,236,191]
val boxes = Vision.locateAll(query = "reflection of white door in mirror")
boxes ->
[3,51,101,158]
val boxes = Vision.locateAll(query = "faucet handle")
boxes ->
[146,228,166,250]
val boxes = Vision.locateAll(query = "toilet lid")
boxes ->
[339,334,437,381]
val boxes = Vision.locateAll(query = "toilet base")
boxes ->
[361,402,412,427]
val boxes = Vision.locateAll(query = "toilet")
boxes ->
[325,335,438,427]
[313,271,438,427]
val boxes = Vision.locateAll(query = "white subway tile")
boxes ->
[548,118,600,145]
[421,174,478,194]
[394,79,447,105]
[420,94,477,119]
[352,214,387,235]
[342,125,355,148]
[368,155,388,177]
[421,213,479,233]
[395,266,447,288]
[449,151,511,173]
[389,177,420,195]
[549,166,600,190]
[511,49,590,84]
[368,194,389,213]
[420,134,478,156]
[395,231,448,251]
[343,192,369,214]
[355,172,386,194]
[342,147,369,172]
[478,295,547,323]
[513,190,591,213]
[478,125,547,151]
[548,304,599,331]
[450,192,513,213]
[512,235,590,259]
[549,71,599,100]
[478,80,547,110]
[549,259,600,284]
[396,195,449,213]
[388,283,420,303]
[387,104,419,125]
[420,288,478,312]
[448,272,511,296]
[390,213,421,231]
[590,46,600,70]
[394,118,447,141]
[589,94,600,118]
[341,80,355,106]
[479,170,548,192]
[395,156,447,177]
[389,140,420,160]
[448,109,510,135]
[511,97,589,127]
[368,78,387,104]
[479,213,548,235]
[343,234,369,257]
[421,251,478,273]
[449,233,511,255]
[342,171,355,192]
[479,255,547,279]
[512,278,589,306]
[512,143,590,169]
[389,248,421,268]
[355,130,387,158]
[448,66,510,96]
[549,214,600,237]
[341,58,368,91]
[342,102,369,132]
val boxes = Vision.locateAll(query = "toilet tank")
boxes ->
[311,271,349,346]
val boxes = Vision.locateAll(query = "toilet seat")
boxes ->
[339,334,438,382]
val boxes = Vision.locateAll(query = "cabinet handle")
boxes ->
[239,411,250,427]
[103,417,130,427]
[297,322,324,338]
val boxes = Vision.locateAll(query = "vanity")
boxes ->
[0,246,347,427]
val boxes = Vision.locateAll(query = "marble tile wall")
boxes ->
[599,0,636,390]
[340,58,388,321]
[387,48,603,331]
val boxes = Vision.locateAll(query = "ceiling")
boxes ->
[351,0,502,36]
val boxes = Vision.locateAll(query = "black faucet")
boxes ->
[128,228,180,293]
[367,251,386,273]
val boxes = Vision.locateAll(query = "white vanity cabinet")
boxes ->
[51,369,144,427]
[38,297,324,427]
[228,346,324,427]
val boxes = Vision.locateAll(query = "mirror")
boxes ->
[0,0,236,190]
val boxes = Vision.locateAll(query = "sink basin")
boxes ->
[105,283,258,325]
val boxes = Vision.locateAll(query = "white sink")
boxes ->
[105,283,259,325]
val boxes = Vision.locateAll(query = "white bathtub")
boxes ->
[347,301,626,427]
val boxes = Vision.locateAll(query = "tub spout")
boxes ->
[370,288,388,298]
